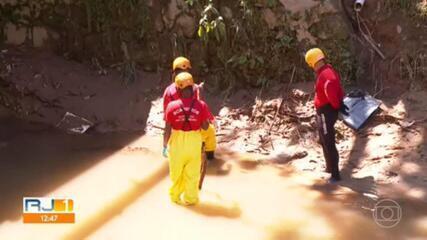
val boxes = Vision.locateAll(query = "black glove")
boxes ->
[339,101,349,116]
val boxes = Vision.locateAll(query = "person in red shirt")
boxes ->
[163,72,210,205]
[305,48,349,183]
[162,57,217,160]
[162,56,200,112]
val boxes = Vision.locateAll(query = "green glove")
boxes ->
[162,147,168,158]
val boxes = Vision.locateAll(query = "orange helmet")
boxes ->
[172,57,192,71]
[175,72,194,89]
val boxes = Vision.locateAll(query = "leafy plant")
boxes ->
[266,0,278,8]
[384,0,427,20]
[185,0,196,7]
[197,1,226,44]
[196,0,299,91]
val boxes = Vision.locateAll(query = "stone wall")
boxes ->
[1,0,355,88]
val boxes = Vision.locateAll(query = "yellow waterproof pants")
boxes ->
[201,123,216,152]
[168,129,202,205]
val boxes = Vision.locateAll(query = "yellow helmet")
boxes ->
[172,57,192,71]
[175,72,194,89]
[305,48,325,68]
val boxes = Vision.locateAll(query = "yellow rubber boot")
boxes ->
[168,130,202,205]
[201,123,216,152]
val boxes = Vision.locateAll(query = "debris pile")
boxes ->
[249,89,317,139]
[216,89,324,155]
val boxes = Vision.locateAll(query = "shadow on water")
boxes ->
[184,200,242,219]
[0,105,151,223]
[62,162,169,240]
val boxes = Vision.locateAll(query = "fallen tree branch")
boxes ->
[361,32,386,60]
[268,65,296,135]
[398,118,427,129]
[356,13,386,60]
[150,124,165,130]
[281,111,315,121]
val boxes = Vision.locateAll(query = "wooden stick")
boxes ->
[268,65,296,135]
[199,150,207,190]
[362,32,386,60]
[151,124,165,130]
[356,13,386,60]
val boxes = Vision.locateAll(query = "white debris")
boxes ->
[56,112,93,134]
[363,193,379,200]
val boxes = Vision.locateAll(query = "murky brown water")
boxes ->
[0,107,143,223]
[1,106,426,240]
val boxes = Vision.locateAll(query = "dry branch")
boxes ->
[268,65,296,135]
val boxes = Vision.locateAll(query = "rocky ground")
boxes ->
[0,46,166,132]
[146,80,427,201]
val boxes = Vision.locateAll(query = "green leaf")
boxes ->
[215,28,220,42]
[238,55,248,65]
[218,22,227,40]
[267,0,277,8]
[198,25,205,38]
[226,55,239,65]
[185,0,194,7]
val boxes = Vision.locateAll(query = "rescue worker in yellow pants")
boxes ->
[163,56,217,160]
[163,72,210,205]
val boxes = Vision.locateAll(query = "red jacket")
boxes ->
[314,64,344,110]
[163,83,200,112]
[165,98,210,131]
[162,83,215,121]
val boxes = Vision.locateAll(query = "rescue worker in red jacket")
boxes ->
[305,48,349,183]
[163,57,217,160]
[163,57,200,111]
[163,72,210,205]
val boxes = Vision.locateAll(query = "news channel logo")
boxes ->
[373,199,402,228]
[23,197,75,224]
